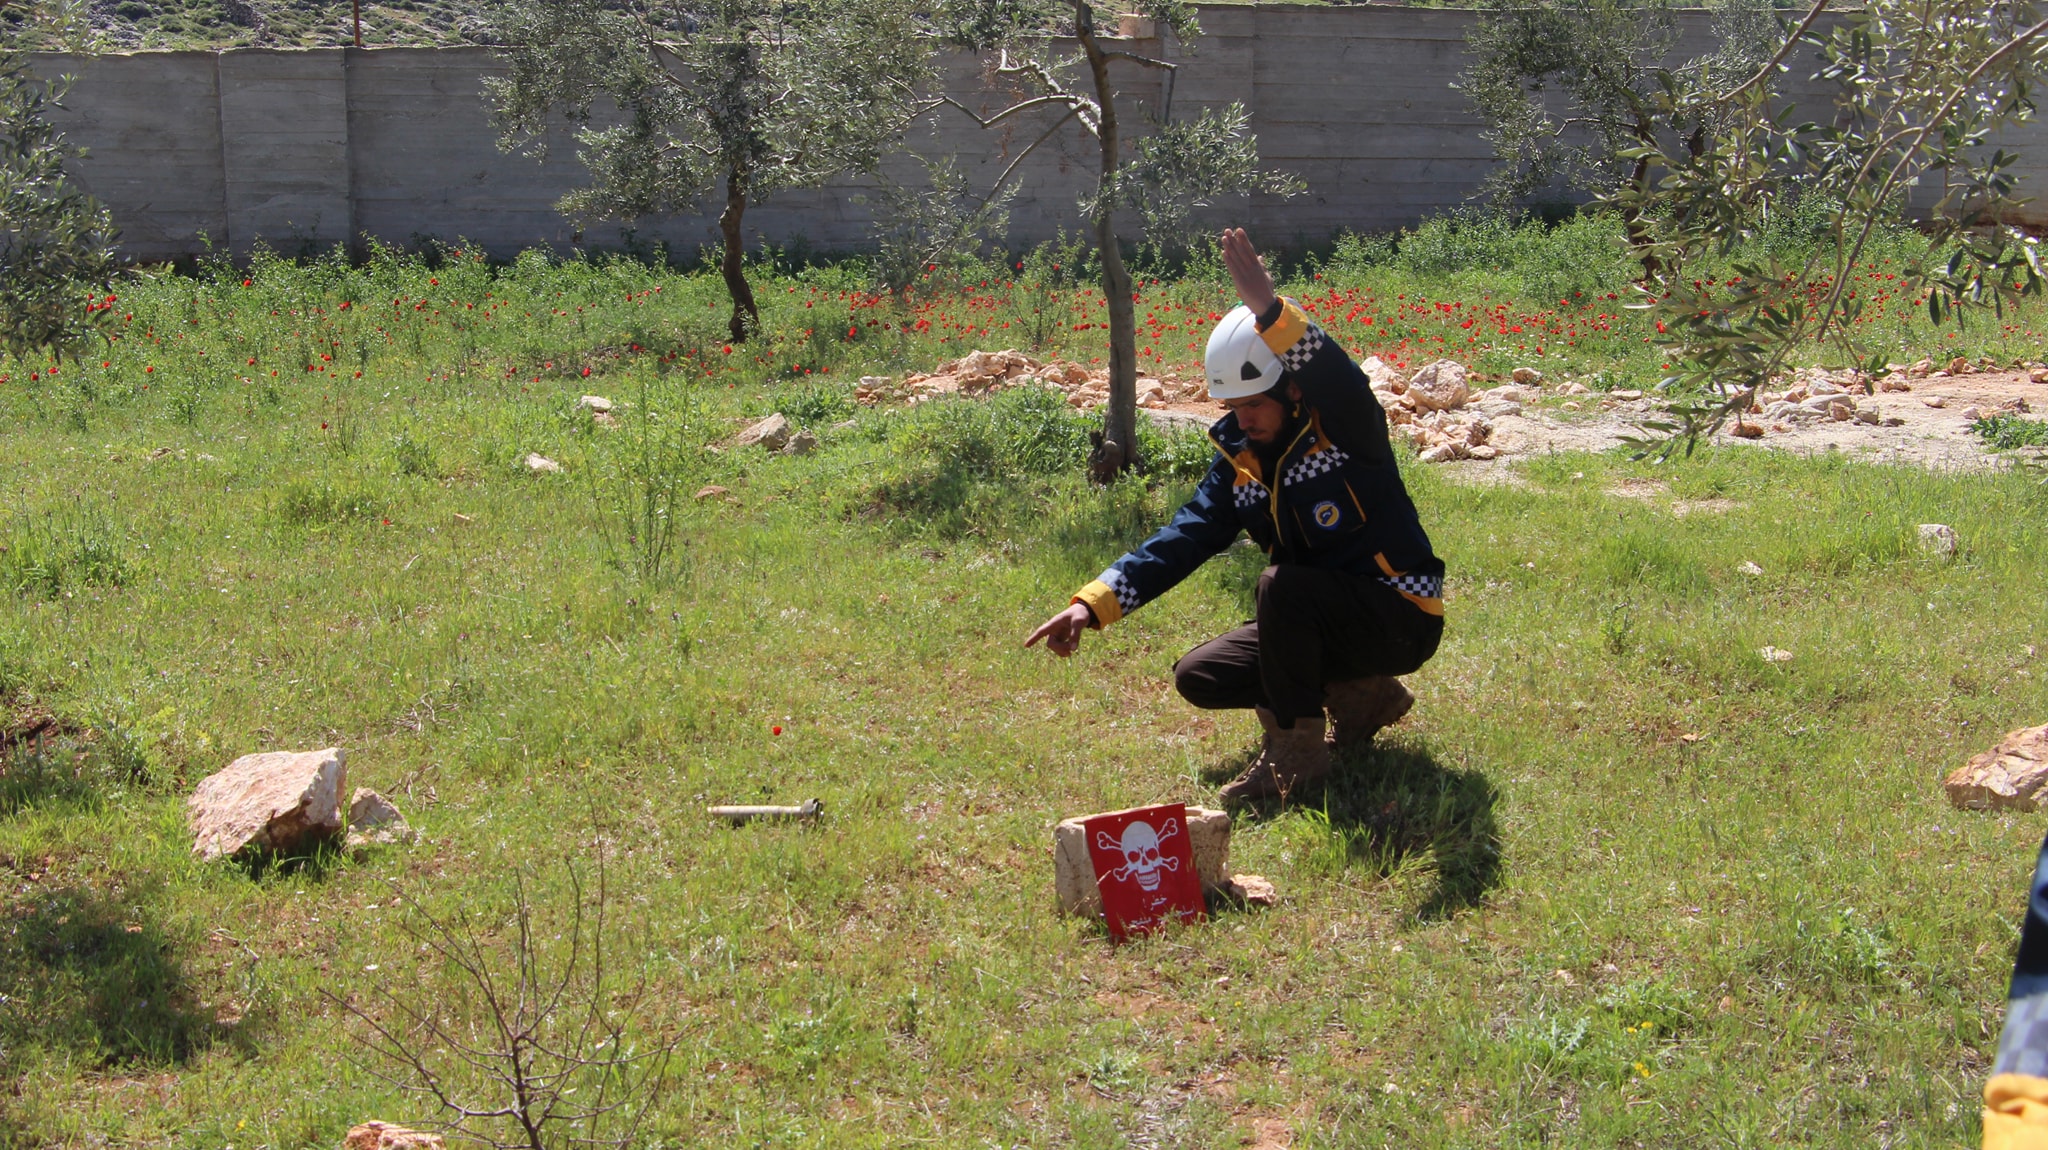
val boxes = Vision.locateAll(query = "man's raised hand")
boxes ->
[1025,602,1094,658]
[1221,228,1279,316]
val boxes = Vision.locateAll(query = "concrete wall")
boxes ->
[31,6,2048,261]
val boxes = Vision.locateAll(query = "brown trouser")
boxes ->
[1172,564,1443,728]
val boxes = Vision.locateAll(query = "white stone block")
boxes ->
[1052,806,1230,916]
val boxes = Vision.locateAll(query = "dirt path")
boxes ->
[1150,368,2048,473]
[882,349,2045,473]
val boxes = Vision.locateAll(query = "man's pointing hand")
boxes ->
[1025,602,1095,658]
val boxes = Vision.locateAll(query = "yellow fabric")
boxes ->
[1072,580,1122,629]
[1259,300,1309,354]
[1986,1074,2048,1149]
[1400,589,1446,617]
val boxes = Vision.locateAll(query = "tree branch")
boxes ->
[936,92,1092,130]
[1718,0,1829,106]
[1098,49,1176,71]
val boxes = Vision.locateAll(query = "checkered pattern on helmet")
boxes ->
[1379,572,1443,600]
[1099,567,1143,613]
[1283,446,1350,488]
[1232,480,1269,509]
[1277,324,1328,373]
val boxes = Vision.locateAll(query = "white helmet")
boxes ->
[1205,305,1283,400]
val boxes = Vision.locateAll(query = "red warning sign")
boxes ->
[1084,803,1205,942]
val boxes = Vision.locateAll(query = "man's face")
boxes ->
[1223,383,1298,444]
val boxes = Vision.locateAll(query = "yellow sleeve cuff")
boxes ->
[1259,299,1310,358]
[1072,580,1122,629]
[1986,1074,2048,1149]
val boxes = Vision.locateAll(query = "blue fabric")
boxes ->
[1996,830,2048,1077]
[1092,310,1442,622]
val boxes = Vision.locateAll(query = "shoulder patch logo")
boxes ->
[1312,500,1342,529]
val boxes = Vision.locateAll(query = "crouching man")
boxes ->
[1025,228,1445,802]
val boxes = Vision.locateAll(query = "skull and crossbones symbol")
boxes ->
[1097,817,1182,891]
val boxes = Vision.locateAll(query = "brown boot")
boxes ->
[1220,707,1333,803]
[1324,676,1414,754]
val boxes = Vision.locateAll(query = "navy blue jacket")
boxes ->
[1072,299,1443,628]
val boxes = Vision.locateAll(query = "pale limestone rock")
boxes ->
[735,413,791,451]
[2031,367,2048,385]
[1558,380,1592,397]
[1223,874,1278,908]
[1467,444,1501,461]
[1960,406,1984,422]
[1610,389,1644,401]
[778,429,819,457]
[1361,356,1405,391]
[188,748,346,861]
[1918,523,1959,559]
[1909,358,1934,377]
[523,453,561,474]
[1738,560,1765,576]
[1880,373,1913,392]
[1758,646,1794,663]
[1949,355,1971,375]
[345,788,414,850]
[1512,366,1544,385]
[1054,806,1230,916]
[1406,360,1470,413]
[344,1122,446,1150]
[577,394,613,414]
[1923,394,1948,408]
[1947,726,2048,811]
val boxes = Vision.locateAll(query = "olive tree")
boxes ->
[1461,0,1784,274]
[489,0,936,343]
[0,48,117,366]
[1606,0,2048,452]
[938,0,1298,479]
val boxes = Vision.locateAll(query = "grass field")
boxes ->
[2,238,2047,1147]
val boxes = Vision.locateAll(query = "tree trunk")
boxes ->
[719,169,761,344]
[1622,114,1664,283]
[1080,6,1138,482]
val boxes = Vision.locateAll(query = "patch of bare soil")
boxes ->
[1480,366,2048,473]
[1,697,84,767]
[863,350,2048,474]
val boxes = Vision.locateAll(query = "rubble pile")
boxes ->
[1368,358,1512,462]
[854,349,1206,412]
[1745,358,2029,432]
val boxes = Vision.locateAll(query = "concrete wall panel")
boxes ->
[30,5,2048,257]
[216,49,351,252]
[37,51,228,259]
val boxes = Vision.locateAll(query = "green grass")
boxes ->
[0,247,2046,1145]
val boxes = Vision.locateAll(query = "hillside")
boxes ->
[6,0,495,51]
